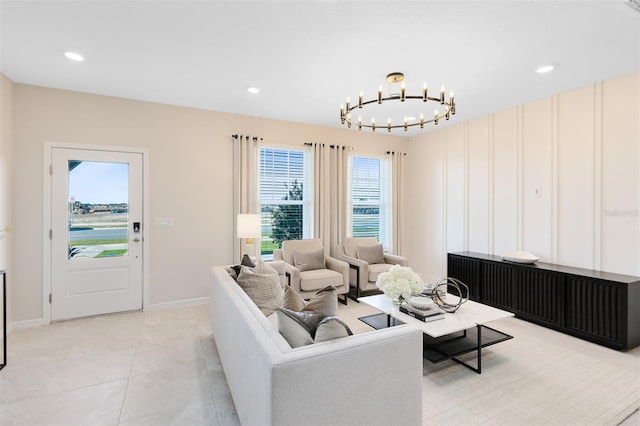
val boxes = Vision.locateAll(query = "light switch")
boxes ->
[534,187,541,197]
[155,217,174,228]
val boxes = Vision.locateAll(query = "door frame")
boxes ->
[43,141,150,324]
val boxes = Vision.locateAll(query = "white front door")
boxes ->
[50,148,143,321]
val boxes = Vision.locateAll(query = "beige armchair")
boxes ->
[336,237,408,301]
[273,238,350,305]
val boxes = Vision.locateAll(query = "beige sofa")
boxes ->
[210,265,423,426]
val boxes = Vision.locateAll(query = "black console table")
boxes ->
[447,252,640,350]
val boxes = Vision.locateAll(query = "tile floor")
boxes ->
[1,305,237,425]
[1,302,639,425]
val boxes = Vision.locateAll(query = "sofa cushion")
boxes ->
[368,263,393,283]
[283,285,338,317]
[277,308,324,348]
[300,269,343,291]
[293,247,326,271]
[315,316,353,343]
[357,244,385,264]
[237,260,283,316]
[230,254,257,279]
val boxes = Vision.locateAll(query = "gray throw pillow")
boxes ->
[237,260,283,316]
[282,285,338,318]
[293,248,326,271]
[315,316,353,343]
[277,308,325,348]
[356,244,385,264]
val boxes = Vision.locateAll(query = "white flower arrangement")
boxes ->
[375,265,424,301]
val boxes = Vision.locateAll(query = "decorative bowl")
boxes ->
[501,251,539,264]
[409,296,433,310]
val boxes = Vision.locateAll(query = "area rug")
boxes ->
[339,302,640,426]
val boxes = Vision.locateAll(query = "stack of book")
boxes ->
[399,303,445,323]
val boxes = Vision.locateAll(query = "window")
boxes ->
[259,147,310,257]
[350,156,390,247]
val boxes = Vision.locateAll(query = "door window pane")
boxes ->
[68,161,129,259]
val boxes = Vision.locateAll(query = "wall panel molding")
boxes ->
[594,82,603,271]
[551,94,560,263]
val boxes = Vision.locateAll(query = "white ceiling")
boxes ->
[1,1,639,137]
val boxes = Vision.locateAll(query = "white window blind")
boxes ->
[259,147,309,257]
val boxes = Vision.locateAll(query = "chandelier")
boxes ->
[340,72,456,132]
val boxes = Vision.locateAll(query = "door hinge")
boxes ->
[49,293,52,304]
[49,164,53,175]
[49,229,53,239]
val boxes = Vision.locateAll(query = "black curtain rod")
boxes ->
[232,134,263,141]
[386,151,407,156]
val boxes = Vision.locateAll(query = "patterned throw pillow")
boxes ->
[237,260,283,316]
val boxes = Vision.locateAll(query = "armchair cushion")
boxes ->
[236,260,283,316]
[300,269,344,291]
[356,243,385,264]
[293,247,326,271]
[368,263,394,283]
[344,237,379,258]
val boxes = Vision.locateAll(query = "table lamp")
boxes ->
[237,214,261,258]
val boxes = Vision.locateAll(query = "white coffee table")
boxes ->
[358,294,514,374]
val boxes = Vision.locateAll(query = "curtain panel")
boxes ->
[387,150,406,256]
[232,134,260,263]
[310,143,349,257]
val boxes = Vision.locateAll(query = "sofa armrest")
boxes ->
[338,253,370,289]
[283,263,302,291]
[325,255,349,286]
[273,249,284,261]
[384,253,408,266]
[272,325,423,425]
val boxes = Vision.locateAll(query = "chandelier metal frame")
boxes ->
[340,72,456,132]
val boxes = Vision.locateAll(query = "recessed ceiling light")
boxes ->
[65,51,84,62]
[536,64,555,74]
[247,87,260,94]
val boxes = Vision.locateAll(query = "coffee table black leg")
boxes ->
[451,324,482,374]
[477,324,482,374]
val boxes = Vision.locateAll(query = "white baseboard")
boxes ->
[144,296,210,311]
[11,318,49,330]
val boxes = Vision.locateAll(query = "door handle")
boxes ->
[132,237,141,242]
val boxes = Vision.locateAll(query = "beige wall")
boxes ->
[6,70,639,325]
[406,71,640,282]
[0,74,13,325]
[9,82,407,324]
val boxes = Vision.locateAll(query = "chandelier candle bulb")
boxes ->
[423,83,428,101]
[440,85,445,104]
[358,91,363,108]
[387,118,391,132]
[346,97,350,111]
[420,113,424,128]
[400,82,406,101]
[358,116,362,130]
[404,117,408,131]
[372,117,376,132]
[347,113,352,128]
[378,86,383,104]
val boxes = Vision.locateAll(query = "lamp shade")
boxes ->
[236,214,261,239]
